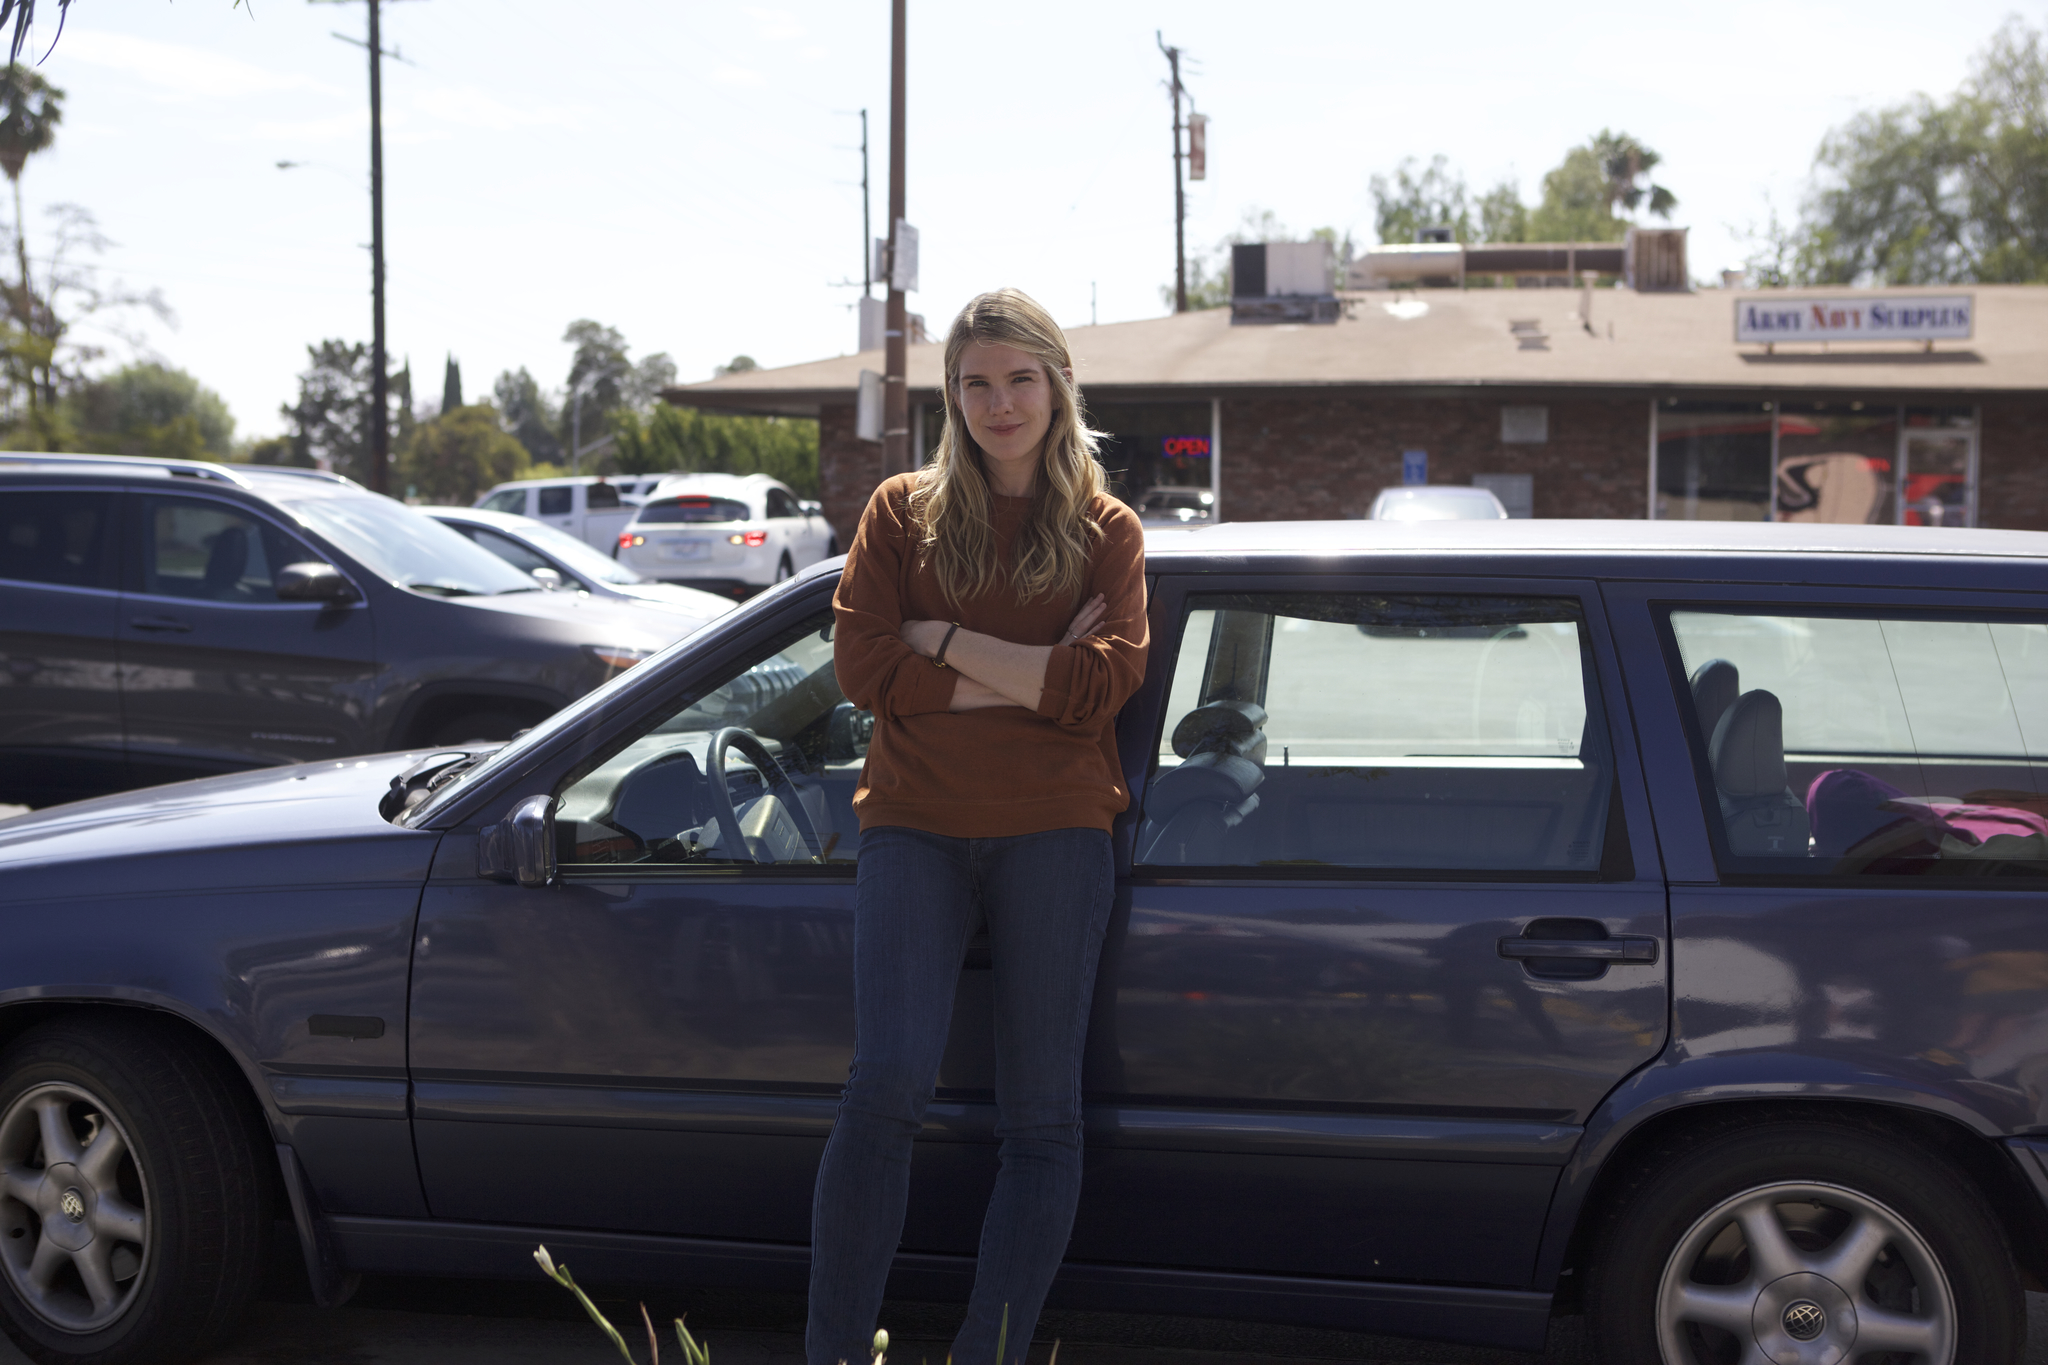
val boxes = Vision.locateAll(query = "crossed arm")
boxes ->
[899,595,1109,712]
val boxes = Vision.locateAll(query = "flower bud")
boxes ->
[533,1245,557,1279]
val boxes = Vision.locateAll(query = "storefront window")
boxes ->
[1774,402,1896,525]
[1093,401,1215,512]
[1654,401,1773,521]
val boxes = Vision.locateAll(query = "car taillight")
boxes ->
[728,530,768,547]
[620,533,644,548]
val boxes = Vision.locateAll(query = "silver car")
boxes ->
[423,506,737,625]
[1368,485,1510,521]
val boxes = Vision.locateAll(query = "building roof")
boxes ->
[668,285,2048,417]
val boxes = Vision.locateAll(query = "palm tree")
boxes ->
[1591,129,1678,222]
[0,60,60,444]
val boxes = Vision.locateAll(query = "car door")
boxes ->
[118,492,379,782]
[0,486,125,802]
[1072,573,1668,1289]
[409,585,917,1242]
[763,487,801,566]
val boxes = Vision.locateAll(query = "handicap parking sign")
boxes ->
[1402,450,1428,486]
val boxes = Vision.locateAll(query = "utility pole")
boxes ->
[1158,32,1187,314]
[860,108,872,298]
[883,0,909,476]
[367,0,387,493]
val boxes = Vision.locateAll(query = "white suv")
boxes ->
[616,472,838,597]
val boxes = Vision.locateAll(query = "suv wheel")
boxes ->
[1587,1116,2020,1365]
[0,1018,268,1365]
[775,553,794,583]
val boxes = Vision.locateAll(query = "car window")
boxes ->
[513,519,643,585]
[1139,592,1614,874]
[637,496,751,524]
[138,496,310,604]
[553,609,870,869]
[469,527,553,576]
[1667,609,2048,877]
[587,483,622,510]
[281,495,539,597]
[0,490,117,590]
[478,489,527,515]
[766,488,797,519]
[538,487,573,517]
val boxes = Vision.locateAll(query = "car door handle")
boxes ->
[128,615,193,633]
[1497,936,1659,964]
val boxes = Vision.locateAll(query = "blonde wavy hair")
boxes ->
[909,288,1106,606]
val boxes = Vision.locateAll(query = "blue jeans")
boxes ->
[807,825,1115,1365]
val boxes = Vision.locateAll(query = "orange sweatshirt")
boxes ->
[832,473,1149,837]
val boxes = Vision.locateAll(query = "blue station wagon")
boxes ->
[4,519,2048,1365]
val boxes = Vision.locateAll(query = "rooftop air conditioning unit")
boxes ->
[1230,241,1339,325]
[1625,227,1689,292]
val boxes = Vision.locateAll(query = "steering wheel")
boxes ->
[703,726,825,863]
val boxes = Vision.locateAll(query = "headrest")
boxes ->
[1689,658,1739,748]
[1711,689,1786,798]
[1172,700,1267,761]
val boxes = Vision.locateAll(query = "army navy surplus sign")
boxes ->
[1736,294,1973,344]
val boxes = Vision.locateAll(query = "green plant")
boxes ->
[533,1243,710,1365]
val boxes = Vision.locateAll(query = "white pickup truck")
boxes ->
[473,476,658,555]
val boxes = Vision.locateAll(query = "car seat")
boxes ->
[1689,658,1739,748]
[1136,700,1268,865]
[1711,689,1810,856]
[201,526,249,599]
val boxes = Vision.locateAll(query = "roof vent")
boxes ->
[1509,319,1549,351]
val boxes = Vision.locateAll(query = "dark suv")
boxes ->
[3,517,2048,1365]
[0,456,688,807]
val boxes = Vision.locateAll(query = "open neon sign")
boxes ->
[1161,436,1211,458]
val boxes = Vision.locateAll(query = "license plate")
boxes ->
[659,538,710,562]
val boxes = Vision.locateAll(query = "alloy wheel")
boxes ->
[1656,1180,1954,1364]
[0,1082,150,1333]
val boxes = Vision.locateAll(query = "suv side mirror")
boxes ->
[277,562,360,604]
[530,567,564,590]
[800,500,823,518]
[478,794,555,887]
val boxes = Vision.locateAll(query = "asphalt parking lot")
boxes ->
[0,1266,2043,1365]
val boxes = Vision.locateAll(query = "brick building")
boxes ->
[668,284,2048,546]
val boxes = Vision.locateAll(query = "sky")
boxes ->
[17,0,2039,443]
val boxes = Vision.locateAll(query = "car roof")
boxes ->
[483,474,627,490]
[644,472,780,498]
[0,453,371,501]
[1375,485,1502,500]
[419,505,547,532]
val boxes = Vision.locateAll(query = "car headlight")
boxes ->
[584,644,655,672]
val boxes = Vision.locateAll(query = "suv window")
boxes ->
[766,488,797,519]
[638,496,751,525]
[586,483,621,510]
[554,610,870,869]
[1668,609,2048,877]
[0,491,117,590]
[538,487,573,517]
[1139,592,1615,874]
[138,496,309,604]
[478,489,526,515]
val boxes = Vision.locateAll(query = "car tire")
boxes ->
[426,710,533,747]
[0,1017,270,1365]
[775,554,794,583]
[1585,1113,2020,1365]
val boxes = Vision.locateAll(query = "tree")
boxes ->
[1765,17,2048,284]
[1591,130,1678,221]
[609,404,819,497]
[0,61,58,444]
[1525,131,1676,243]
[1476,182,1529,245]
[440,354,461,414]
[1371,155,1473,245]
[280,340,411,484]
[399,403,528,505]
[66,362,233,460]
[492,366,561,465]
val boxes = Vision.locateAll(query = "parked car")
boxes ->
[1368,484,1510,520]
[0,455,689,809]
[7,518,2048,1364]
[471,476,640,555]
[1135,484,1214,525]
[422,505,737,624]
[616,472,837,597]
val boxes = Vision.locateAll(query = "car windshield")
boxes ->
[284,496,540,597]
[638,495,751,524]
[512,520,643,585]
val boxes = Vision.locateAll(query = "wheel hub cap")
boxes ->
[38,1164,94,1253]
[1751,1272,1857,1364]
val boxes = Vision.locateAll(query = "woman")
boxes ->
[813,288,1149,1365]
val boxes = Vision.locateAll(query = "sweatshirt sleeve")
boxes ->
[1035,500,1149,731]
[833,479,958,720]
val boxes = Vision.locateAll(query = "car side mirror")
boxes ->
[277,562,360,604]
[800,500,823,517]
[826,702,874,761]
[477,794,556,887]
[530,567,563,590]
